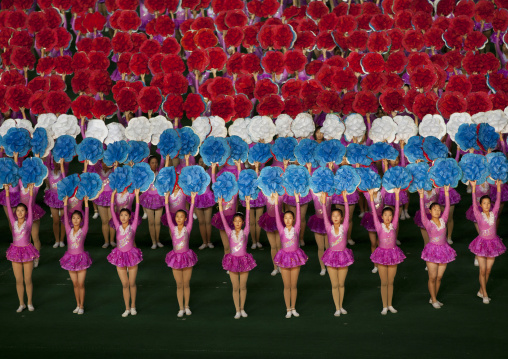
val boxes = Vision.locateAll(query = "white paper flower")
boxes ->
[51,114,80,139]
[0,119,16,136]
[36,113,58,130]
[42,135,55,158]
[0,118,35,136]
[419,114,446,139]
[485,110,508,133]
[228,118,252,144]
[192,116,212,142]
[471,112,489,125]
[393,115,417,143]
[15,119,34,134]
[208,116,228,138]
[447,112,473,142]
[125,116,153,143]
[291,113,315,138]
[369,116,397,143]
[344,113,367,141]
[85,119,109,142]
[105,123,127,145]
[150,115,173,145]
[320,114,345,140]
[275,114,294,137]
[248,116,277,143]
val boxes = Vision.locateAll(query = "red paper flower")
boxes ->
[411,11,432,33]
[155,15,175,37]
[282,5,304,21]
[305,60,323,77]
[71,52,90,73]
[83,12,106,34]
[436,0,455,16]
[148,53,163,75]
[88,51,110,71]
[474,0,495,24]
[254,78,278,101]
[444,50,464,71]
[346,52,364,74]
[226,52,243,77]
[469,74,489,93]
[76,37,93,53]
[257,94,284,118]
[118,52,133,75]
[466,92,492,115]
[116,87,139,113]
[180,19,195,34]
[394,10,414,30]
[316,65,338,90]
[191,16,215,31]
[138,86,162,114]
[294,31,317,52]
[283,96,304,119]
[28,77,50,93]
[433,17,451,32]
[36,28,57,51]
[43,7,61,28]
[462,51,484,75]
[71,70,90,94]
[161,37,181,55]
[199,78,213,99]
[464,31,488,51]
[261,51,284,76]
[10,46,35,71]
[307,0,329,20]
[27,11,47,34]
[118,10,141,32]
[0,85,9,113]
[318,13,338,32]
[92,99,117,119]
[43,90,71,115]
[112,31,133,53]
[109,10,122,30]
[145,0,167,14]
[207,47,227,72]
[117,0,139,11]
[404,88,419,113]
[361,53,385,73]
[385,51,407,74]
[384,73,403,90]
[281,79,302,99]
[207,77,235,101]
[129,52,149,77]
[9,30,33,48]
[89,70,113,96]
[341,92,357,116]
[442,28,463,50]
[187,49,209,73]
[406,52,432,75]
[455,0,475,17]
[409,65,438,92]
[402,30,425,52]
[242,25,260,49]
[54,55,73,75]
[283,50,306,75]
[258,25,275,49]
[233,93,253,119]
[369,14,392,31]
[366,32,390,55]
[347,30,368,52]
[361,73,386,94]
[163,94,184,120]
[181,0,200,10]
[483,52,500,74]
[386,28,404,52]
[336,14,357,33]
[412,92,438,119]
[356,14,374,31]
[380,88,405,114]
[28,90,47,115]
[48,75,65,92]
[450,15,474,36]
[71,95,94,119]
[493,8,508,33]
[332,68,357,93]
[423,27,444,50]
[194,28,218,49]
[352,90,378,116]
[163,72,188,96]
[140,39,161,58]
[437,92,467,119]
[486,73,508,93]
[210,95,235,122]
[183,93,205,119]
[224,27,244,48]
[317,90,342,114]
[92,37,113,56]
[235,74,255,99]
[225,9,248,28]
[6,10,27,30]
[489,91,508,110]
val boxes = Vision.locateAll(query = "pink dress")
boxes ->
[468,190,506,258]
[187,166,215,208]
[211,168,238,231]
[161,189,188,227]
[0,181,20,207]
[466,182,490,223]
[258,194,283,232]
[164,202,198,269]
[369,197,406,265]
[5,198,40,262]
[19,180,45,221]
[140,171,165,210]
[43,164,65,209]
[307,190,332,234]
[92,162,113,207]
[109,192,142,228]
[438,186,461,206]
[490,183,508,203]
[420,195,457,263]
[321,203,354,267]
[107,200,143,267]
[414,188,439,229]
[360,189,386,232]
[60,206,93,271]
[273,203,308,268]
[220,209,257,272]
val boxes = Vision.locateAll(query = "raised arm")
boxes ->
[368,191,381,231]
[322,201,331,232]
[419,192,430,228]
[4,186,15,225]
[82,200,90,234]
[392,190,400,229]
[493,181,502,216]
[471,182,481,221]
[273,193,284,233]
[25,186,34,228]
[342,198,350,235]
[63,203,72,234]
[243,198,251,240]
[131,190,140,231]
[110,192,120,229]
[294,199,301,234]
[186,201,195,233]
[218,198,232,236]
[441,189,450,222]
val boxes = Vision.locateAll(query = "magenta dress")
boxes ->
[5,198,40,262]
[368,197,406,265]
[273,203,308,268]
[164,201,198,269]
[60,206,93,271]
[258,194,282,232]
[490,183,508,203]
[161,189,188,227]
[438,187,461,206]
[43,166,65,209]
[19,180,45,221]
[0,181,20,207]
[107,200,143,267]
[92,163,113,207]
[140,174,165,210]
[307,190,332,234]
[414,188,439,229]
[468,190,506,258]
[220,209,257,272]
[360,189,386,232]
[321,203,354,268]
[109,192,142,228]
[466,182,491,223]
[420,195,457,263]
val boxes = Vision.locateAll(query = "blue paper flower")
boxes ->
[258,166,285,196]
[31,127,50,157]
[52,135,77,162]
[179,165,211,195]
[310,167,335,195]
[227,136,249,165]
[212,171,238,202]
[346,143,372,167]
[316,140,346,167]
[455,124,480,151]
[272,137,298,162]
[177,127,200,158]
[57,174,80,200]
[382,166,413,192]
[356,167,382,192]
[406,163,433,192]
[158,129,181,159]
[0,158,20,186]
[294,138,318,167]
[238,169,260,200]
[109,166,133,193]
[200,136,231,166]
[3,127,31,157]
[477,123,499,152]
[422,136,448,162]
[129,162,155,192]
[127,141,150,163]
[19,157,48,187]
[104,141,129,166]
[486,152,508,184]
[77,137,104,164]
[154,167,177,196]
[429,158,463,188]
[334,165,361,194]
[367,142,399,162]
[404,136,425,163]
[248,143,273,164]
[459,153,490,184]
[76,172,102,200]
[282,165,310,197]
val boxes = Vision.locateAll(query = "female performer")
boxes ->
[259,193,283,276]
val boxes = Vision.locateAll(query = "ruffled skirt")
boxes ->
[360,212,380,232]
[421,243,457,264]
[222,253,257,272]
[165,249,198,269]
[31,204,46,221]
[469,236,506,258]
[6,243,40,263]
[413,210,431,229]
[370,247,406,266]
[438,188,461,206]
[94,190,113,207]
[240,194,266,208]
[211,212,234,231]
[466,205,479,223]
[491,184,508,202]
[107,247,143,267]
[307,215,327,234]
[322,248,354,268]
[44,190,64,208]
[258,213,277,232]
[282,192,312,206]
[274,248,308,269]
[60,251,93,271]
[332,191,359,205]
[384,191,409,206]
[0,191,20,207]
[140,192,165,210]
[188,189,215,208]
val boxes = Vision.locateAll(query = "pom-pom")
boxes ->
[393,115,418,144]
[158,129,181,159]
[333,165,360,195]
[227,136,249,165]
[85,119,109,143]
[238,169,260,201]
[356,167,381,192]
[367,142,399,162]
[407,162,433,192]
[200,136,231,166]
[447,113,473,142]
[310,167,335,196]
[149,115,172,146]
[291,113,315,138]
[404,136,425,163]
[125,116,152,143]
[455,123,480,151]
[437,92,468,120]
[275,114,294,138]
[369,116,397,143]
[129,162,155,193]
[76,137,104,165]
[177,127,200,158]
[429,158,463,188]
[51,115,80,139]
[467,92,493,116]
[109,166,133,193]
[272,137,297,162]
[76,173,103,200]
[212,171,238,202]
[477,123,499,152]
[422,136,448,162]
[104,140,129,166]
[19,157,48,188]
[0,158,20,186]
[52,135,77,162]
[486,152,508,184]
[105,124,127,146]
[459,153,489,185]
[57,174,80,200]
[248,116,277,143]
[344,113,367,142]
[179,165,211,195]
[31,127,53,158]
[282,165,310,197]
[294,139,318,167]
[315,140,346,167]
[320,115,345,140]
[419,114,446,139]
[127,141,150,164]
[257,165,284,196]
[248,143,273,165]
[3,127,31,157]
[228,118,252,144]
[154,166,177,196]
[382,166,413,192]
[190,116,211,143]
[346,143,371,167]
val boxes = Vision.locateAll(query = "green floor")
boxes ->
[0,185,507,358]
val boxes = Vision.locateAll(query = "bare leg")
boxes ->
[421,228,429,245]
[290,266,300,309]
[338,267,348,309]
[239,272,249,310]
[23,261,34,306]
[145,208,156,245]
[377,265,388,308]
[127,266,138,309]
[387,265,397,307]
[220,230,230,254]
[368,232,378,253]
[183,267,192,308]
[117,267,130,310]
[51,208,64,244]
[69,271,80,307]
[326,266,339,311]
[435,264,447,297]
[98,206,112,245]
[173,269,184,310]
[314,233,326,271]
[426,262,438,303]
[280,267,291,310]
[195,208,208,245]
[31,220,41,252]
[204,207,213,244]
[474,223,479,235]
[229,272,240,312]
[248,209,257,245]
[267,232,280,271]
[254,208,263,244]
[12,262,25,306]
[154,208,163,244]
